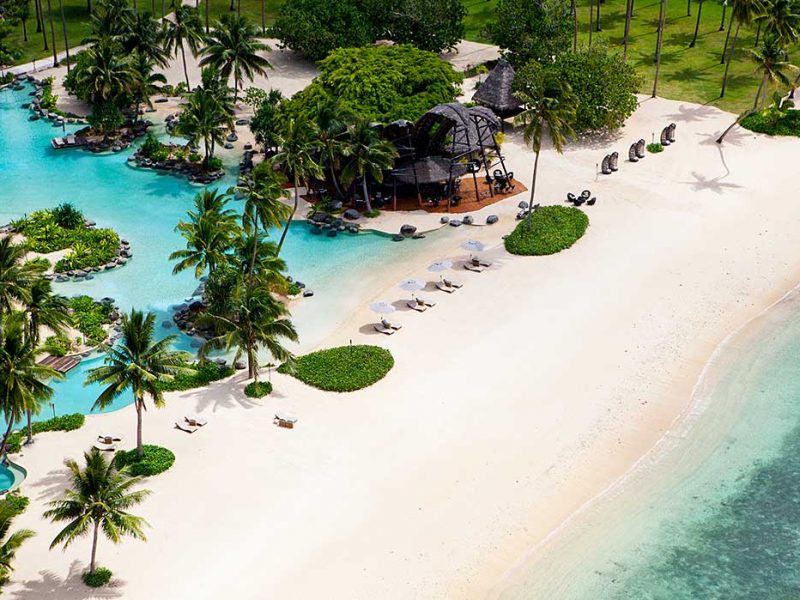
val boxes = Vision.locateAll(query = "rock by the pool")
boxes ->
[215,358,227,366]
[224,142,234,149]
[161,321,172,329]
[400,224,417,236]
[343,209,361,220]
[462,215,474,225]
[440,216,450,224]
[518,201,529,209]
[391,234,404,242]
[486,214,499,225]
[449,219,463,227]
[303,289,314,297]
[234,360,246,370]
[329,200,343,211]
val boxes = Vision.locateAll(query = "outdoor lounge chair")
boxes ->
[465,262,485,273]
[94,440,117,451]
[51,138,64,148]
[374,322,396,335]
[610,152,619,172]
[436,281,456,293]
[185,416,207,427]
[601,155,611,175]
[668,122,677,143]
[660,127,670,146]
[175,421,199,433]
[587,197,597,206]
[406,300,427,312]
[66,134,76,145]
[382,317,403,329]
[636,139,646,159]
[416,294,436,307]
[629,143,638,162]
[444,278,462,288]
[274,412,297,429]
[567,192,578,203]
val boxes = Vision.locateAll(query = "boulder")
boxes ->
[234,360,246,370]
[518,201,529,209]
[412,233,426,239]
[486,214,499,225]
[462,215,474,225]
[303,289,314,297]
[161,321,173,329]
[224,142,234,149]
[391,234,404,242]
[449,219,463,227]
[400,224,417,236]
[343,209,361,220]
[440,216,450,224]
[329,200,343,211]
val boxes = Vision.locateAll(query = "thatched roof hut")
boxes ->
[472,59,521,118]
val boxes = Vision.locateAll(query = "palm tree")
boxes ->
[513,64,577,231]
[170,189,239,278]
[74,40,134,106]
[174,85,234,168]
[45,0,58,67]
[85,310,189,458]
[690,0,705,47]
[164,5,205,88]
[129,51,167,124]
[0,237,38,313]
[272,118,323,255]
[623,0,634,58]
[199,14,272,103]
[653,0,668,97]
[721,0,765,96]
[123,12,170,67]
[200,283,297,380]
[0,313,60,457]
[44,449,150,578]
[0,507,35,589]
[236,162,292,277]
[720,0,728,30]
[340,120,398,215]
[755,0,800,44]
[308,98,350,199]
[58,0,70,73]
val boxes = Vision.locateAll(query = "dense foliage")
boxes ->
[114,445,175,476]
[82,567,113,587]
[153,361,233,392]
[547,47,641,132]
[12,206,120,272]
[0,493,29,517]
[6,413,86,453]
[244,380,273,397]
[504,206,589,256]
[280,45,463,123]
[485,0,572,66]
[68,296,114,345]
[741,105,800,136]
[42,334,72,357]
[280,345,394,392]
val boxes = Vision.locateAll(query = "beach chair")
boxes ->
[567,192,578,204]
[660,127,670,146]
[417,294,436,307]
[629,143,638,162]
[465,262,485,273]
[176,421,199,433]
[185,416,207,427]
[668,122,676,143]
[382,317,403,329]
[374,322,396,335]
[636,139,646,159]
[610,152,619,172]
[51,138,64,148]
[66,134,76,145]
[601,155,611,175]
[587,197,597,206]
[406,300,427,312]
[436,281,456,293]
[94,434,121,451]
[444,278,462,288]
[274,412,297,429]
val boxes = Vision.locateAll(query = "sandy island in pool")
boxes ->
[5,42,800,600]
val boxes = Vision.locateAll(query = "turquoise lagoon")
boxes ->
[500,287,800,599]
[0,84,433,417]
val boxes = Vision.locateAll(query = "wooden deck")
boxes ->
[38,355,81,374]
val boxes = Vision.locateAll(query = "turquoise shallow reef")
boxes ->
[498,293,800,597]
[0,83,431,417]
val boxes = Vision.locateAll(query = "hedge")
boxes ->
[741,109,800,137]
[504,205,589,256]
[82,567,112,587]
[7,413,86,454]
[279,345,394,392]
[114,445,175,477]
[244,381,273,398]
[154,361,234,392]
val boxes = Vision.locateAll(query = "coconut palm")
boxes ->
[0,313,60,456]
[690,0,705,47]
[653,0,668,97]
[308,98,350,199]
[86,0,134,42]
[340,120,398,215]
[85,310,189,458]
[721,0,766,96]
[45,0,58,67]
[623,0,634,58]
[170,189,239,278]
[174,84,234,168]
[123,11,169,67]
[58,0,70,73]
[164,4,205,88]
[513,63,577,231]
[199,14,272,103]
[44,449,150,578]
[129,51,167,124]
[0,237,38,313]
[272,118,323,255]
[0,507,35,589]
[74,40,135,105]
[755,0,800,44]
[199,282,297,380]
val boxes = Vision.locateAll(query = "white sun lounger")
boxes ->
[436,282,456,293]
[66,134,77,145]
[176,421,199,433]
[93,440,117,451]
[407,300,427,312]
[417,295,436,307]
[444,278,463,288]
[185,416,207,427]
[381,318,402,330]
[374,323,396,335]
[464,263,485,273]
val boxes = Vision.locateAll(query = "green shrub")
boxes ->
[154,361,233,392]
[6,413,86,453]
[114,445,175,477]
[741,108,800,137]
[43,334,71,357]
[244,381,273,398]
[647,142,664,153]
[188,151,201,162]
[139,133,161,158]
[364,209,380,218]
[504,205,589,256]
[286,283,301,296]
[206,157,224,171]
[1,493,29,516]
[68,296,113,345]
[39,77,58,110]
[51,202,84,229]
[82,567,112,588]
[279,345,394,392]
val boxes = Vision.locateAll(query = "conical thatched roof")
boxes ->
[472,59,521,117]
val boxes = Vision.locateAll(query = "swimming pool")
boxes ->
[0,460,27,493]
[1,82,437,417]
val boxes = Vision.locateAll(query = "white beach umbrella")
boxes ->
[369,301,396,315]
[398,278,426,292]
[427,260,453,273]
[461,240,485,253]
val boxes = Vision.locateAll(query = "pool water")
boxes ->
[0,465,15,490]
[1,83,436,417]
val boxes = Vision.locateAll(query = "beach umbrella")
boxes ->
[461,240,485,253]
[427,260,453,273]
[399,278,426,292]
[369,301,396,315]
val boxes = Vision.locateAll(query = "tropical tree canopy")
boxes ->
[485,0,573,67]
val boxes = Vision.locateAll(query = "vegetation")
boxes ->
[11,205,120,272]
[1,493,30,517]
[44,449,150,583]
[114,444,175,476]
[68,295,114,345]
[279,345,394,392]
[82,567,113,587]
[741,100,800,135]
[647,142,665,153]
[86,309,190,458]
[280,45,463,124]
[504,206,589,256]
[0,499,35,590]
[485,0,572,66]
[244,380,272,397]
[6,413,85,454]
[153,360,233,392]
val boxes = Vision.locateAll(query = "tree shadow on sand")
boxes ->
[188,373,261,413]
[665,104,720,123]
[11,561,125,600]
[28,467,72,503]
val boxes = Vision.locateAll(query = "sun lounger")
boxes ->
[436,281,455,293]
[184,416,207,427]
[406,300,427,312]
[274,412,297,429]
[93,440,117,451]
[381,318,403,329]
[66,134,76,145]
[175,421,199,433]
[416,294,436,307]
[374,323,396,335]
[51,138,64,148]
[443,278,462,288]
[465,262,485,273]
[97,434,121,444]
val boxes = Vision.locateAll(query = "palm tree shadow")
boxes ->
[696,126,750,176]
[11,560,125,599]
[28,467,72,503]
[683,171,744,193]
[188,373,259,412]
[665,104,720,122]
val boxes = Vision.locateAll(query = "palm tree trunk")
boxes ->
[720,12,734,63]
[0,415,15,458]
[233,73,239,103]
[249,213,259,278]
[716,110,749,143]
[623,0,633,59]
[248,346,257,380]
[261,0,265,33]
[753,73,766,110]
[25,410,33,445]
[595,0,601,31]
[35,0,43,34]
[652,0,667,97]
[59,0,70,75]
[90,521,99,575]
[236,0,240,18]
[180,42,189,88]
[205,0,209,32]
[754,21,761,46]
[277,177,299,255]
[22,16,28,42]
[588,2,594,49]
[689,0,703,47]
[87,0,91,13]
[135,397,144,458]
[46,0,57,67]
[571,0,577,51]
[719,2,727,30]
[229,0,234,11]
[720,22,740,97]
[687,0,691,15]
[526,149,540,231]
[362,177,372,214]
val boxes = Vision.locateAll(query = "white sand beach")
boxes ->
[7,45,800,600]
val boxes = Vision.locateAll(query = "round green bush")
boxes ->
[245,381,273,398]
[646,142,664,153]
[280,345,394,392]
[82,567,112,588]
[505,205,589,256]
[114,445,175,477]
